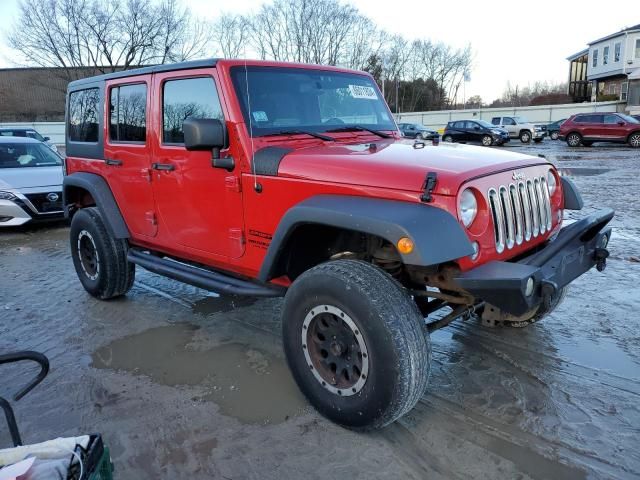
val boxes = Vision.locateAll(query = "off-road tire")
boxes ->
[519,130,532,143]
[481,135,493,146]
[629,132,640,148]
[282,260,431,430]
[550,131,559,140]
[443,135,453,143]
[70,207,135,300]
[566,132,582,147]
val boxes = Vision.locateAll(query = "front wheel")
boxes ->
[282,260,431,430]
[629,132,640,148]
[443,135,453,143]
[519,130,532,143]
[550,131,559,140]
[481,135,493,146]
[415,133,424,140]
[70,207,135,299]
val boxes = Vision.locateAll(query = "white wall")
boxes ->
[0,122,65,145]
[394,101,626,130]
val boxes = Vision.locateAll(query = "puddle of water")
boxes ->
[192,295,257,316]
[558,167,611,177]
[92,324,307,424]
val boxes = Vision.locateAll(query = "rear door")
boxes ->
[582,114,604,140]
[150,69,244,259]
[104,77,157,237]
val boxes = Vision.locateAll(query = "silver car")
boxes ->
[0,137,64,227]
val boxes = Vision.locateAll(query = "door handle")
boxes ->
[105,158,123,166]
[151,162,175,171]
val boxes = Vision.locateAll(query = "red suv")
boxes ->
[62,59,613,429]
[559,112,640,147]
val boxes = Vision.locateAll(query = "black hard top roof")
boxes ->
[68,58,218,90]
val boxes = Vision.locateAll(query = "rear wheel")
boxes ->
[481,135,493,146]
[443,135,453,143]
[566,132,582,147]
[282,260,431,430]
[519,130,532,143]
[70,207,135,299]
[629,132,640,148]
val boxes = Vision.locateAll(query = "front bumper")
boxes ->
[0,199,33,226]
[454,208,614,316]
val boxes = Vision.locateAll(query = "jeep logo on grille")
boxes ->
[46,192,59,202]
[512,171,525,181]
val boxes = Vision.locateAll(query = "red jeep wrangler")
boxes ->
[63,59,613,430]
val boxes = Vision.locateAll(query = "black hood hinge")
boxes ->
[420,172,438,202]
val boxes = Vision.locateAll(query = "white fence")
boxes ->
[0,100,628,145]
[394,101,627,130]
[0,122,65,145]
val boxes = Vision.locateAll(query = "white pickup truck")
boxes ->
[491,116,545,143]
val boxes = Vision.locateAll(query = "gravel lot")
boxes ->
[0,139,639,479]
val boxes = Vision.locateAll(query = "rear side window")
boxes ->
[574,114,600,123]
[603,114,620,124]
[68,88,100,142]
[491,118,500,125]
[109,83,147,142]
[162,77,224,144]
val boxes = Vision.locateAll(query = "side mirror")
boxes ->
[43,136,50,141]
[183,117,225,152]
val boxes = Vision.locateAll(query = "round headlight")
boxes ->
[459,189,478,227]
[547,169,558,195]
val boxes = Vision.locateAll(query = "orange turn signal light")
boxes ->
[397,237,414,254]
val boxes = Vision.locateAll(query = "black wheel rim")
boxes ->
[302,305,368,396]
[77,230,99,280]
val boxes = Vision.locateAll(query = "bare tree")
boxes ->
[212,14,249,58]
[7,0,210,82]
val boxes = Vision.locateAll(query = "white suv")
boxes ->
[491,116,545,143]
[0,137,64,226]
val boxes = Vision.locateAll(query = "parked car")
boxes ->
[442,120,510,146]
[0,128,58,153]
[559,113,640,148]
[0,137,64,226]
[546,119,567,140]
[491,116,545,143]
[63,59,612,430]
[397,123,439,140]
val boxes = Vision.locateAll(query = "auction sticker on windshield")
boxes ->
[349,85,378,100]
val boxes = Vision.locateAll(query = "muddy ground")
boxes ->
[0,140,639,479]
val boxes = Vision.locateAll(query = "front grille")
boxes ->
[24,192,63,213]
[488,177,552,253]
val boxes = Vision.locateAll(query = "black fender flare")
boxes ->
[561,176,583,210]
[258,195,474,282]
[62,172,129,239]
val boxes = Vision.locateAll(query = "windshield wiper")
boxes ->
[325,125,392,138]
[259,130,335,141]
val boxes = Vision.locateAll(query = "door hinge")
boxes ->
[420,172,438,202]
[145,211,157,226]
[228,227,245,257]
[225,176,242,192]
[141,168,152,182]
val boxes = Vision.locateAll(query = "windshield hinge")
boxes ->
[420,172,438,203]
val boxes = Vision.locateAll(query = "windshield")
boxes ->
[0,142,62,168]
[619,114,640,124]
[476,120,495,128]
[230,66,396,137]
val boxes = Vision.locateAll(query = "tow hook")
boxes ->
[594,247,609,272]
[541,280,558,311]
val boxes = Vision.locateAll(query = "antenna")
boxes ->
[244,58,259,192]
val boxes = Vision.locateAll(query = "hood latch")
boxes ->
[420,172,438,203]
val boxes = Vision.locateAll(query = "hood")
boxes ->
[277,140,548,196]
[0,166,63,190]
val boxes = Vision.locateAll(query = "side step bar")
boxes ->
[127,249,285,298]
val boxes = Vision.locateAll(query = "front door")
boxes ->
[502,117,517,137]
[150,69,244,259]
[104,77,157,237]
[602,114,628,140]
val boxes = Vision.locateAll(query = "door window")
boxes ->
[109,83,147,142]
[162,77,224,144]
[68,88,100,142]
[491,117,500,125]
[502,117,516,126]
[603,114,620,124]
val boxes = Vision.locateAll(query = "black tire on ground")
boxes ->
[443,135,453,143]
[550,131,559,140]
[481,135,493,146]
[70,207,135,300]
[533,138,543,143]
[566,132,582,147]
[282,260,431,430]
[629,132,640,148]
[519,130,532,143]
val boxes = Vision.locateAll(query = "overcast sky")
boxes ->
[0,0,636,101]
